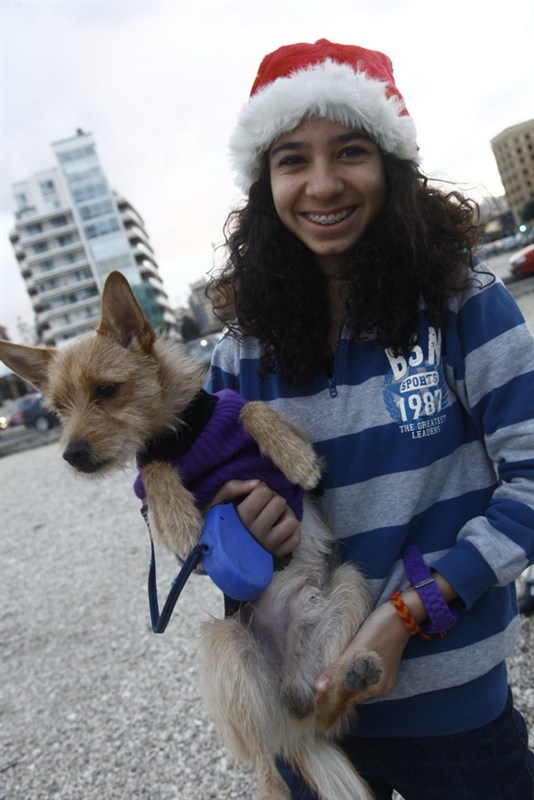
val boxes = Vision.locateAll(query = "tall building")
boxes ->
[491,119,534,224]
[9,130,178,346]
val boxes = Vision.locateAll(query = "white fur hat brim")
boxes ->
[230,59,418,193]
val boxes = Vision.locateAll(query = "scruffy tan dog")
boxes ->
[0,271,383,800]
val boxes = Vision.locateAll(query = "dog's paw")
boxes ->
[344,654,383,694]
[239,403,322,490]
[280,448,322,491]
[147,489,204,557]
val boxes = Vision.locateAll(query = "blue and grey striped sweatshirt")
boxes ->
[205,266,534,738]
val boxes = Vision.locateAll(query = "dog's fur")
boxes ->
[0,272,383,800]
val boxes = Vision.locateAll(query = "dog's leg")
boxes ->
[141,461,203,558]
[198,616,291,800]
[279,557,373,721]
[239,403,321,490]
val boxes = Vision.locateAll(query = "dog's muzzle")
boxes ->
[63,441,105,473]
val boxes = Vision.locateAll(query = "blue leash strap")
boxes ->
[141,502,204,634]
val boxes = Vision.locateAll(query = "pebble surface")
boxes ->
[0,441,532,800]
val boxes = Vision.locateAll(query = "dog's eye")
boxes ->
[96,384,118,400]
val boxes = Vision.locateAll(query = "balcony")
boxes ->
[137,256,160,279]
[119,206,146,233]
[14,203,71,225]
[37,294,100,327]
[18,220,77,247]
[26,239,83,266]
[41,312,100,346]
[33,277,97,304]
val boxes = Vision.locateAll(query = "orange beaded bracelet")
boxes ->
[390,591,432,640]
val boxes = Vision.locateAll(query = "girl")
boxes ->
[206,39,534,799]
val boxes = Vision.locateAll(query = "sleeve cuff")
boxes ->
[432,539,497,609]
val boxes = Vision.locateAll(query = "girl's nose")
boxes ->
[305,161,344,199]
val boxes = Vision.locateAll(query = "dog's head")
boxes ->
[0,272,202,475]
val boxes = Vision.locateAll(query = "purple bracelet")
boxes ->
[403,545,459,636]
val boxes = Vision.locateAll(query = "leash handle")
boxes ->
[141,502,204,634]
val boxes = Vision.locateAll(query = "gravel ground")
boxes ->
[0,441,532,800]
[1,290,533,800]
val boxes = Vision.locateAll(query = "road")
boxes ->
[0,422,61,457]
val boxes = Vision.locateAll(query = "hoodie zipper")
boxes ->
[327,374,338,397]
[325,320,346,398]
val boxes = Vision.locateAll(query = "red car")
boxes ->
[509,244,534,279]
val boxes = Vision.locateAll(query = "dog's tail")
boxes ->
[289,737,374,800]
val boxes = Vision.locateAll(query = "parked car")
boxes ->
[8,393,60,433]
[509,244,534,279]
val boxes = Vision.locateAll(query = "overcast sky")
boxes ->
[1,0,533,340]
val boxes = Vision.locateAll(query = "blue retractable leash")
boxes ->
[141,501,275,633]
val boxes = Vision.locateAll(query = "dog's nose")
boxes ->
[63,440,92,469]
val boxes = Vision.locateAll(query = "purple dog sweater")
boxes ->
[133,389,305,520]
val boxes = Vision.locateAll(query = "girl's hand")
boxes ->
[315,600,411,702]
[315,575,458,703]
[209,480,301,557]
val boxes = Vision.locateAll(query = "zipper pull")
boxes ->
[328,376,338,397]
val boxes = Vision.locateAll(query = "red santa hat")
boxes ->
[230,39,419,192]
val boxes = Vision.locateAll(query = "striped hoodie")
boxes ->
[205,266,534,737]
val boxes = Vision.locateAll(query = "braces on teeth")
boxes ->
[307,209,352,225]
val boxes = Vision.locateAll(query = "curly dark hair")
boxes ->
[208,152,481,387]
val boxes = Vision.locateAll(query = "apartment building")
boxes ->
[491,119,534,224]
[9,130,178,346]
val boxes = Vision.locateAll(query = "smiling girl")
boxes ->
[206,39,534,800]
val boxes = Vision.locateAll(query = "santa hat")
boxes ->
[230,39,419,192]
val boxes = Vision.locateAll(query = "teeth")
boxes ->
[306,209,353,225]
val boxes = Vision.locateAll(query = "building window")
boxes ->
[40,180,56,196]
[84,217,120,239]
[79,199,114,221]
[33,241,48,254]
[15,192,28,209]
[64,250,86,265]
[57,144,96,163]
[57,233,75,246]
[50,215,69,227]
[72,181,107,203]
[25,222,43,236]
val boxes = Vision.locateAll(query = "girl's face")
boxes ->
[269,117,386,275]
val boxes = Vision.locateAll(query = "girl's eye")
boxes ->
[278,155,305,167]
[339,146,368,159]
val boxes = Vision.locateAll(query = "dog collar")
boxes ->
[137,390,219,467]
[403,545,459,635]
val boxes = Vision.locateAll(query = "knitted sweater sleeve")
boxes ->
[432,273,534,608]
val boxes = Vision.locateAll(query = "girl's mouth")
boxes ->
[303,208,355,226]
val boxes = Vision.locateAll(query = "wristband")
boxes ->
[390,592,432,640]
[403,545,459,636]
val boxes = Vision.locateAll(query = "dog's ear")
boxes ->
[96,271,156,353]
[0,340,56,391]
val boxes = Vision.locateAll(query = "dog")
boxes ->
[0,271,383,800]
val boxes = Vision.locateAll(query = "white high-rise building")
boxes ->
[9,129,178,346]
